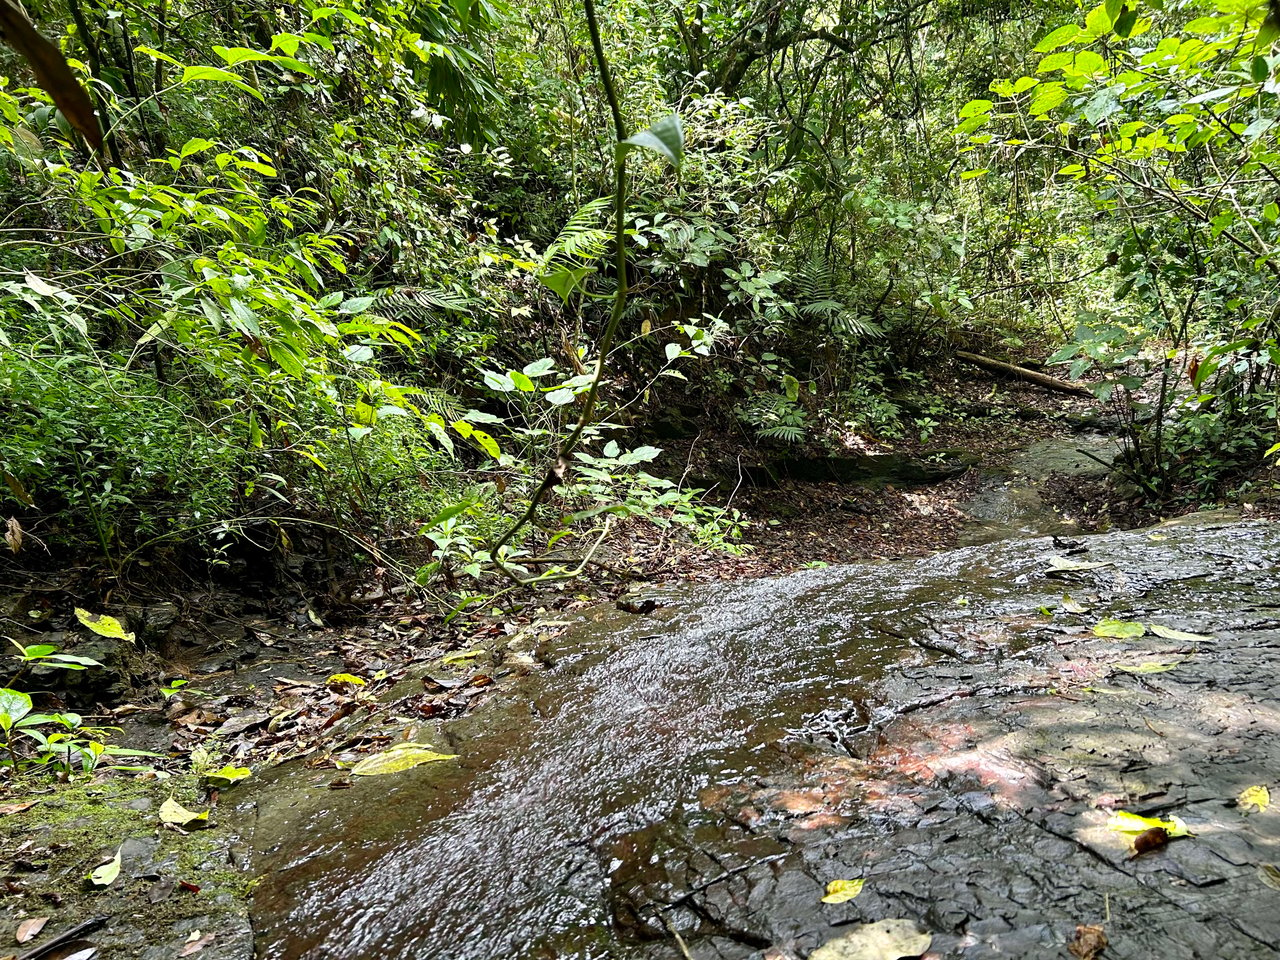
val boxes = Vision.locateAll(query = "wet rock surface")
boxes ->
[249,515,1280,960]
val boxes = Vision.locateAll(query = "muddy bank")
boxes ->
[246,514,1280,959]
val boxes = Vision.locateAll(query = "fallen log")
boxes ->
[955,349,1094,398]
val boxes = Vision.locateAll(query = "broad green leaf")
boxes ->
[1148,624,1211,642]
[1114,659,1183,674]
[522,357,556,378]
[821,878,865,903]
[1114,7,1138,37]
[1085,2,1114,36]
[1093,618,1145,639]
[1106,810,1190,838]
[1035,24,1082,52]
[338,296,375,314]
[545,388,577,406]
[540,265,594,303]
[1238,785,1270,813]
[0,687,33,731]
[1073,51,1107,75]
[470,429,500,459]
[350,742,457,776]
[88,848,122,886]
[179,137,215,159]
[618,113,684,168]
[509,371,535,392]
[159,796,209,826]
[75,608,135,643]
[180,65,265,101]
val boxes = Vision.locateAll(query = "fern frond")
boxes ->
[372,287,475,323]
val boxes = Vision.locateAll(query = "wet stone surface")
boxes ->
[249,517,1280,960]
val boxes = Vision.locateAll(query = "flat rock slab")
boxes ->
[612,519,1280,959]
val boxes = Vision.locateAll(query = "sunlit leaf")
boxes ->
[618,113,684,169]
[326,673,366,687]
[821,878,865,903]
[88,848,122,886]
[159,796,210,827]
[205,765,251,787]
[1107,810,1191,838]
[350,742,457,776]
[74,608,136,643]
[1093,618,1145,639]
[1238,785,1271,813]
[1148,624,1211,642]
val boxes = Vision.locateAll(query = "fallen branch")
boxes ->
[955,350,1093,398]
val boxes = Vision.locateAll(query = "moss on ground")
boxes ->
[0,771,255,958]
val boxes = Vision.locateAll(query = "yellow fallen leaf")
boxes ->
[1094,619,1145,639]
[350,742,457,776]
[326,673,366,687]
[1238,785,1270,813]
[820,878,865,904]
[159,796,209,827]
[75,608,135,643]
[1107,810,1191,838]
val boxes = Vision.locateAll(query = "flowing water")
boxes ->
[249,435,1250,960]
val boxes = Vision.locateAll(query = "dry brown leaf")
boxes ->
[0,801,38,816]
[1068,924,1108,959]
[15,916,48,943]
[4,517,21,554]
[178,932,216,957]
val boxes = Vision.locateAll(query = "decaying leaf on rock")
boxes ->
[1068,923,1108,959]
[808,918,931,960]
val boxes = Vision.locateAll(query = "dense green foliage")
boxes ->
[1,0,1277,595]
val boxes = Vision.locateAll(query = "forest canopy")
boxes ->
[1,0,1278,593]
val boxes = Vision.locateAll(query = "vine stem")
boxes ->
[490,0,630,563]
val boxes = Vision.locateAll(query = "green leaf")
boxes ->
[180,65,264,101]
[1114,7,1138,37]
[179,137,215,159]
[1093,618,1146,639]
[87,848,122,886]
[509,371,535,392]
[338,296,376,314]
[545,388,577,406]
[0,687,33,732]
[1073,51,1107,75]
[350,742,457,776]
[618,113,684,169]
[1035,24,1082,52]
[1085,2,1114,36]
[159,796,209,826]
[522,357,556,378]
[540,266,594,303]
[75,608,135,643]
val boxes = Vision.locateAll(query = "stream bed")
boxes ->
[246,495,1280,959]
